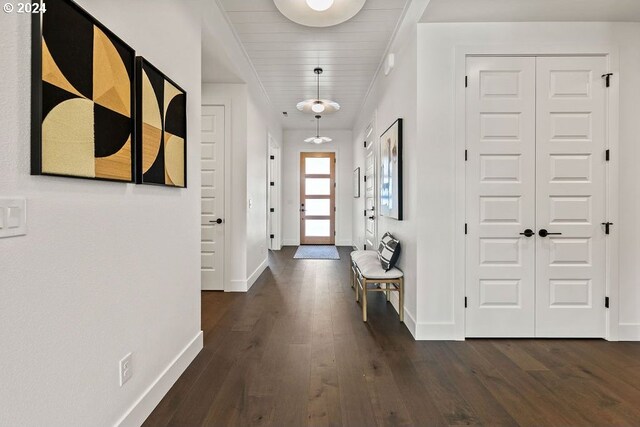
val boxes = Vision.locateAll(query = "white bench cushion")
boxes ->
[350,250,377,263]
[353,254,403,279]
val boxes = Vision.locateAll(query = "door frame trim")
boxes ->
[454,45,620,341]
[299,152,336,245]
[202,102,231,292]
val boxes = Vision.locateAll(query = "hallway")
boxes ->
[145,247,640,427]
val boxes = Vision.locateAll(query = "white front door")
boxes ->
[364,126,377,251]
[465,56,537,337]
[535,56,607,337]
[201,105,225,291]
[466,56,608,338]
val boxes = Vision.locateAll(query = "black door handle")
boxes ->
[368,216,375,220]
[539,229,561,237]
[519,229,534,237]
[209,218,223,224]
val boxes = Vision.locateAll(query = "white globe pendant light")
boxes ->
[306,0,334,12]
[297,67,340,115]
[304,115,332,144]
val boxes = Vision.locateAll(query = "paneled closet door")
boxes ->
[535,57,607,337]
[465,57,537,337]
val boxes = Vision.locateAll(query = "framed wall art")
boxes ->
[136,57,187,188]
[31,0,135,182]
[380,118,403,220]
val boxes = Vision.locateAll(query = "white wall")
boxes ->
[351,28,419,331]
[0,1,203,426]
[282,130,354,247]
[417,22,640,340]
[201,84,282,291]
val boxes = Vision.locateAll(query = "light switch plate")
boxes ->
[0,198,27,238]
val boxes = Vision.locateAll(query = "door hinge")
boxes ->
[602,73,613,88]
[605,296,610,308]
[606,149,610,161]
[334,206,336,212]
[465,149,468,161]
[270,208,275,213]
[364,244,367,250]
[464,297,468,308]
[465,76,468,88]
[364,210,367,217]
[270,182,275,186]
[270,234,275,239]
[465,223,468,235]
[364,140,367,148]
[602,222,613,235]
[270,155,275,160]
[364,176,367,182]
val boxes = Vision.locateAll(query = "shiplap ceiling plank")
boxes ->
[219,0,409,129]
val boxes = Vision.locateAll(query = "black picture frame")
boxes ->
[31,0,136,183]
[380,118,403,220]
[135,57,188,188]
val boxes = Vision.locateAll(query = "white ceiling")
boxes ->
[219,0,410,130]
[421,0,640,23]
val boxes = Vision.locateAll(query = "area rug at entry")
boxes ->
[293,245,340,260]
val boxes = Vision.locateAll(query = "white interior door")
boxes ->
[465,56,537,337]
[201,105,225,291]
[535,56,607,337]
[364,126,377,250]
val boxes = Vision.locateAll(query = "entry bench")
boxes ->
[350,233,404,323]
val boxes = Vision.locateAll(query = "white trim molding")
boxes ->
[116,331,203,427]
[618,324,640,341]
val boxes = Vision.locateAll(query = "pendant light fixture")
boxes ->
[305,115,332,144]
[297,67,340,115]
[273,0,366,27]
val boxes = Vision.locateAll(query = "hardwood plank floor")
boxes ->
[144,246,640,427]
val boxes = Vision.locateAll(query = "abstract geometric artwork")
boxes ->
[136,58,187,188]
[380,118,403,220]
[31,0,135,182]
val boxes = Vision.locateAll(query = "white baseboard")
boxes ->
[619,323,640,341]
[337,240,353,247]
[247,258,268,291]
[226,258,268,293]
[414,322,460,340]
[282,239,298,246]
[116,331,203,427]
[227,280,248,292]
[386,292,417,339]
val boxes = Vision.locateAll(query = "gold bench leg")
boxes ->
[362,279,368,322]
[385,283,391,302]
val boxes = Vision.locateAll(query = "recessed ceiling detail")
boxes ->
[297,67,340,115]
[273,0,367,27]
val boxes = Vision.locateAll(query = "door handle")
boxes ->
[368,216,375,220]
[209,218,224,224]
[519,229,534,237]
[538,229,561,237]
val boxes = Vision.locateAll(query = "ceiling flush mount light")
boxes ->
[306,0,334,12]
[305,115,332,144]
[297,67,340,115]
[273,0,366,27]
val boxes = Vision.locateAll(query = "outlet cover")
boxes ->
[119,353,132,386]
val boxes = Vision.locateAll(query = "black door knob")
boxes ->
[209,218,223,224]
[539,229,562,237]
[368,216,375,220]
[519,229,534,237]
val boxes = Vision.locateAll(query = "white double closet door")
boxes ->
[466,56,608,338]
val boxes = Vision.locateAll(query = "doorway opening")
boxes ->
[300,152,336,245]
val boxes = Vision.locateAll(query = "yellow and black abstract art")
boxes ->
[31,0,135,182]
[136,58,187,188]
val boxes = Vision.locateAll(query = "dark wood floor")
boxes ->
[144,246,640,427]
